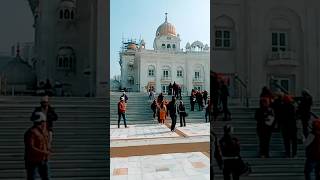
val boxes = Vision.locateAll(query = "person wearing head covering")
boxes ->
[304,118,320,180]
[120,91,128,103]
[219,124,241,180]
[31,95,58,146]
[279,95,297,158]
[178,101,187,127]
[159,101,167,124]
[151,99,157,119]
[220,80,231,121]
[168,96,178,131]
[118,96,127,128]
[297,89,313,138]
[24,112,51,180]
[255,97,275,158]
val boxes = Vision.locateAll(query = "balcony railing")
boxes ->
[193,77,204,82]
[267,51,299,66]
[161,76,172,81]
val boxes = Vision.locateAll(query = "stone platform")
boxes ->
[110,152,210,180]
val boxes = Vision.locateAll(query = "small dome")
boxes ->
[204,44,209,50]
[1,56,36,86]
[191,41,204,49]
[127,43,137,50]
[156,13,176,37]
[186,42,191,49]
[60,0,76,8]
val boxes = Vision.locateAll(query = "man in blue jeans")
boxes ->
[304,119,320,180]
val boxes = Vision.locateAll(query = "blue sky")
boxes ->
[110,0,210,78]
[0,0,34,55]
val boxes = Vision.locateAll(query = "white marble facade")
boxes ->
[212,0,320,100]
[28,0,108,96]
[120,14,210,94]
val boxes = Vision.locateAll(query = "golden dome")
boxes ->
[127,43,137,50]
[156,13,176,37]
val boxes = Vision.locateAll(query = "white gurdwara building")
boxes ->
[119,14,210,94]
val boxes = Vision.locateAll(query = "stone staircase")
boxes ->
[0,96,109,180]
[211,105,320,180]
[110,92,208,125]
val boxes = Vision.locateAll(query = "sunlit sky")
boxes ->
[110,0,210,78]
[0,0,34,55]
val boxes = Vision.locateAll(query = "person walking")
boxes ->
[168,96,178,131]
[120,91,128,103]
[159,102,167,124]
[24,112,51,180]
[279,95,297,158]
[297,89,313,139]
[205,97,211,123]
[219,124,241,180]
[190,90,196,111]
[255,97,275,158]
[151,99,157,119]
[304,118,320,180]
[203,90,208,105]
[212,72,221,121]
[196,91,204,111]
[178,101,187,127]
[168,83,173,95]
[117,97,127,128]
[221,81,231,121]
[31,96,58,148]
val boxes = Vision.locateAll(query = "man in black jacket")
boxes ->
[31,95,58,146]
[168,96,178,131]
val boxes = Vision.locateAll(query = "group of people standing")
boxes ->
[255,86,320,180]
[255,87,313,158]
[24,95,58,180]
[168,82,182,100]
[151,93,187,131]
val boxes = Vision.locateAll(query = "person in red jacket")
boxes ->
[118,97,127,128]
[24,112,51,180]
[304,118,320,180]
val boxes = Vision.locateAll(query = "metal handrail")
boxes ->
[234,73,249,107]
[270,76,318,119]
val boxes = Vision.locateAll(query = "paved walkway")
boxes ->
[111,152,210,180]
[110,123,210,180]
[110,124,180,140]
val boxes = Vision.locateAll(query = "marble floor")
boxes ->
[110,152,210,180]
[176,123,210,137]
[110,124,180,140]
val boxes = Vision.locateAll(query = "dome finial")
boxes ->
[165,12,168,22]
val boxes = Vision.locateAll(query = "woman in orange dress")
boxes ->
[159,102,167,124]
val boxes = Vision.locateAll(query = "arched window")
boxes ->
[59,57,63,67]
[70,10,74,20]
[148,65,155,77]
[167,44,171,48]
[162,65,171,80]
[172,44,176,49]
[64,9,70,19]
[214,15,235,49]
[176,66,183,77]
[57,47,76,71]
[63,57,69,67]
[162,44,165,48]
[59,10,64,19]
